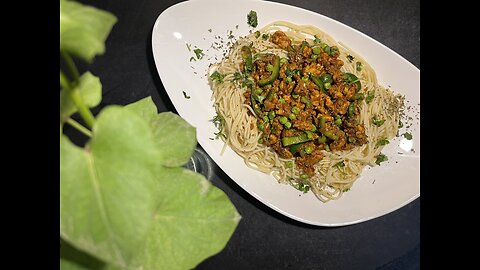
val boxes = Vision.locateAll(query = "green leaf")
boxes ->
[60,238,110,270]
[126,97,197,167]
[124,96,158,120]
[60,0,117,62]
[130,167,240,270]
[61,103,240,269]
[60,71,102,121]
[61,106,162,268]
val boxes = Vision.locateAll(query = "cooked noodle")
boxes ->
[209,21,403,202]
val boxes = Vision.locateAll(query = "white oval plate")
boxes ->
[152,0,420,226]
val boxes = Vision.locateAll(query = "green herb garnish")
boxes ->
[212,113,226,139]
[247,10,258,27]
[295,182,310,193]
[193,48,204,60]
[403,132,413,140]
[182,91,191,99]
[375,154,388,165]
[333,161,345,169]
[371,115,385,127]
[356,61,362,71]
[210,71,225,83]
[347,55,354,62]
[376,138,389,147]
[366,89,375,104]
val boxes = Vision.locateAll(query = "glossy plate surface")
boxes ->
[152,0,420,226]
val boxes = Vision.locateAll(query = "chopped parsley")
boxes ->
[347,55,354,62]
[375,154,388,165]
[233,72,243,81]
[376,138,389,147]
[356,61,362,71]
[403,132,413,140]
[186,43,191,51]
[210,71,225,83]
[333,160,345,169]
[182,91,191,99]
[329,46,339,56]
[193,48,204,60]
[212,114,226,139]
[189,56,195,62]
[247,10,258,27]
[366,89,375,104]
[371,115,385,126]
[313,35,321,44]
[295,182,310,193]
[398,120,404,129]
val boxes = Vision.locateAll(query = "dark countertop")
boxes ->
[71,0,420,269]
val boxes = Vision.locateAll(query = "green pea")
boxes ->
[279,116,288,124]
[334,117,342,126]
[312,47,321,55]
[284,122,292,128]
[304,146,313,154]
[268,111,276,120]
[324,82,331,89]
[300,174,309,179]
[319,74,333,83]
[318,135,327,144]
[288,113,296,120]
[291,106,300,114]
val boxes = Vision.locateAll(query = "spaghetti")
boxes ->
[209,21,403,202]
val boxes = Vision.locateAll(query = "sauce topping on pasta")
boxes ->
[243,30,368,177]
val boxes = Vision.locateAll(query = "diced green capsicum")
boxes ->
[282,132,314,147]
[258,55,280,86]
[241,46,253,75]
[343,72,362,91]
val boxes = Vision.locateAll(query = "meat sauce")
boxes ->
[244,31,368,177]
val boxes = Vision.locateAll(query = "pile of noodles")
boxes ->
[209,21,403,202]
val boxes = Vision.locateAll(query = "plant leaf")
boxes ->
[60,238,109,270]
[60,0,117,62]
[61,106,162,268]
[61,103,240,270]
[60,71,102,122]
[130,167,240,270]
[126,97,197,167]
[124,96,158,120]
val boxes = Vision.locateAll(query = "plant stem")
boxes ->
[66,118,92,137]
[60,70,95,128]
[61,50,80,83]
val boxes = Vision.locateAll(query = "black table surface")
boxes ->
[72,0,420,269]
